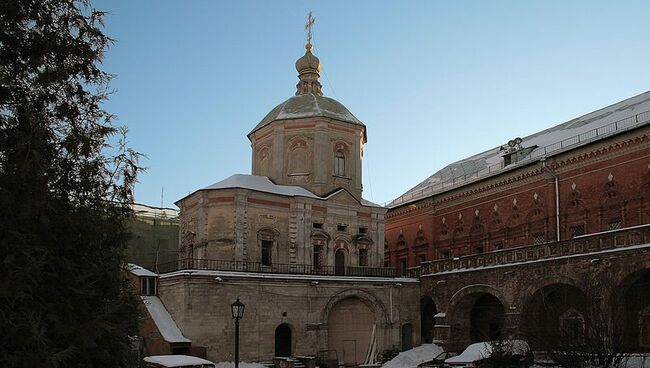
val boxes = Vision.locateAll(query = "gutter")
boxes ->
[541,157,561,241]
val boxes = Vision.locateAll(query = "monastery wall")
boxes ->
[158,273,420,363]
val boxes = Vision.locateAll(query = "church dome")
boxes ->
[248,93,365,137]
[295,48,320,73]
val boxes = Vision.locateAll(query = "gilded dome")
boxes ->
[295,48,321,74]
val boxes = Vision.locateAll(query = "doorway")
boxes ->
[275,324,292,357]
[335,249,345,276]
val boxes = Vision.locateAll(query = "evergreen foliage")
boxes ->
[0,0,142,366]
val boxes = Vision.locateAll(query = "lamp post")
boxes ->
[231,298,245,368]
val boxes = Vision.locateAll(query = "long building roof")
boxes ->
[389,91,650,208]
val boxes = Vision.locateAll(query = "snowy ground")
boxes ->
[381,344,443,368]
[377,344,650,368]
[214,362,267,368]
[529,354,650,368]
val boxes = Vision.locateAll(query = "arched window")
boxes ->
[334,150,345,176]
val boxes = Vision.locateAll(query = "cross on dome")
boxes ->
[305,11,315,51]
[295,11,322,96]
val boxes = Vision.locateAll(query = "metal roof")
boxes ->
[249,93,365,137]
[389,91,650,208]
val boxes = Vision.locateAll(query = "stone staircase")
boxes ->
[261,357,311,368]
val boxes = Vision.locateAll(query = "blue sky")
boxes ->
[96,0,650,208]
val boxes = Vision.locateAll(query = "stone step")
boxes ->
[260,358,308,368]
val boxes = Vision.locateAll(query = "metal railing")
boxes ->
[388,109,650,208]
[406,224,650,278]
[155,258,396,278]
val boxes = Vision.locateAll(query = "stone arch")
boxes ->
[321,289,389,325]
[447,284,510,314]
[446,284,509,348]
[610,267,650,351]
[327,296,377,365]
[520,282,589,350]
[518,275,582,307]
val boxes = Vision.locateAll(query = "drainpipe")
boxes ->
[540,157,561,241]
[389,286,393,323]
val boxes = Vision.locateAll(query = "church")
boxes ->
[128,14,650,365]
[132,16,421,365]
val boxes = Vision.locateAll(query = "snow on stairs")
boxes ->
[260,357,307,368]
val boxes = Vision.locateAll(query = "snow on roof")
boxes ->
[382,344,443,368]
[128,263,158,277]
[202,174,320,198]
[143,355,215,367]
[141,296,191,343]
[445,340,529,364]
[180,174,383,208]
[159,269,419,284]
[390,91,650,208]
[132,203,180,219]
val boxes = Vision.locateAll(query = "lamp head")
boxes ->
[231,298,245,319]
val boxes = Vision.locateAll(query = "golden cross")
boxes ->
[305,11,316,49]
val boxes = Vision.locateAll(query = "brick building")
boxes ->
[385,92,650,351]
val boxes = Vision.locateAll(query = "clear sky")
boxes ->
[95,0,650,208]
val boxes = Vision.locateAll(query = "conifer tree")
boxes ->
[0,0,142,366]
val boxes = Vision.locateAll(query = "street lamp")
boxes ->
[231,298,245,368]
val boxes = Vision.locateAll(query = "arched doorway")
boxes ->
[470,294,505,342]
[275,324,292,357]
[420,297,437,343]
[401,323,413,351]
[449,291,506,348]
[612,269,650,351]
[328,297,375,365]
[335,249,345,276]
[520,283,588,350]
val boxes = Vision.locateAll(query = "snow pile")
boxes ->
[214,363,266,368]
[382,344,443,368]
[620,355,650,368]
[141,296,191,343]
